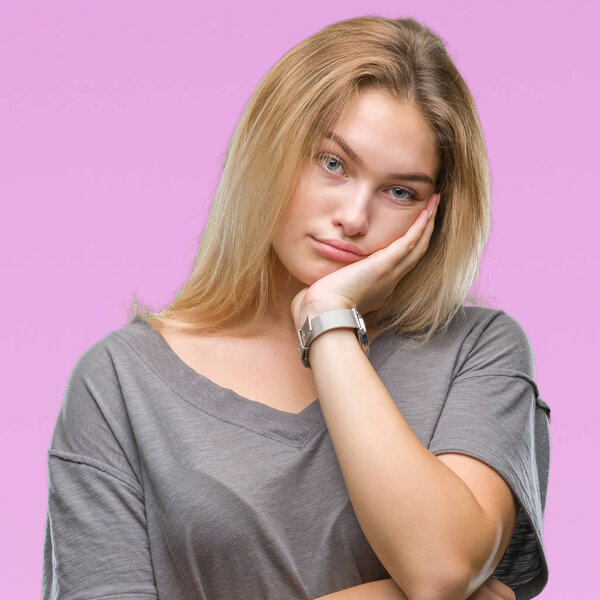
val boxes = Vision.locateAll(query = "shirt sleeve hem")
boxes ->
[428,437,549,600]
[47,448,144,497]
[83,594,157,600]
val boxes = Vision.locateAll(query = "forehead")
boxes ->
[320,90,439,177]
[339,90,434,141]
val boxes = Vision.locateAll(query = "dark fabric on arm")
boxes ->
[42,339,158,600]
[427,311,551,600]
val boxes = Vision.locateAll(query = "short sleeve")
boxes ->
[427,311,551,600]
[42,339,158,600]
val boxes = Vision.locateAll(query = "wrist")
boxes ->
[296,307,369,368]
[299,297,355,327]
[307,327,358,361]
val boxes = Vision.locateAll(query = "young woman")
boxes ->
[42,16,551,600]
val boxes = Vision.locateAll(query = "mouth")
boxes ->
[311,237,366,263]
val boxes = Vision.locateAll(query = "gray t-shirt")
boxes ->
[42,305,551,600]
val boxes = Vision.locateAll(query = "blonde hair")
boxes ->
[130,15,491,343]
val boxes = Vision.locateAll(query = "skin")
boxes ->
[314,576,516,600]
[269,89,516,600]
[154,90,516,598]
[269,88,440,332]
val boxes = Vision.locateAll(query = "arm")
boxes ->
[43,342,158,599]
[291,198,520,600]
[312,577,516,600]
[306,326,515,600]
[314,578,409,600]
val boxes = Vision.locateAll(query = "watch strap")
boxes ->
[297,308,369,368]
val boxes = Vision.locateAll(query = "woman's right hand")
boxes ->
[467,576,515,600]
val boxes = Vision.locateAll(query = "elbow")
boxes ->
[398,563,471,600]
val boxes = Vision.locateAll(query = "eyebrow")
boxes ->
[324,131,435,186]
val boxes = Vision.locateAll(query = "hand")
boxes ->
[467,576,516,600]
[291,192,440,330]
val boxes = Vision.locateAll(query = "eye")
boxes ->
[387,186,419,202]
[315,153,347,175]
[315,152,420,203]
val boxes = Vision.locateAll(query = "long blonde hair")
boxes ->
[130,16,491,342]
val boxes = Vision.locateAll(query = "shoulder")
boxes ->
[449,305,536,377]
[66,318,142,390]
[449,305,531,343]
[390,305,539,386]
[53,318,144,445]
[48,319,150,498]
[382,305,535,367]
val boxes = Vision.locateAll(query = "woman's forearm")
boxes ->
[313,578,409,600]
[312,576,516,600]
[307,326,493,600]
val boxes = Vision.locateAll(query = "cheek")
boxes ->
[271,203,309,268]
[273,186,322,249]
[272,208,304,253]
[272,196,300,242]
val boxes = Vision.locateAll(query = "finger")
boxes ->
[377,209,428,265]
[467,577,515,600]
[397,193,440,253]
[408,198,438,255]
[368,193,439,277]
[381,200,438,284]
[405,212,430,252]
[485,577,516,600]
[393,194,439,266]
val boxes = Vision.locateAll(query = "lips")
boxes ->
[313,238,367,256]
[310,237,367,263]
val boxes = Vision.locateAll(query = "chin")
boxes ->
[276,250,344,289]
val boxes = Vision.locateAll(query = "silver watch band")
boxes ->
[297,308,370,368]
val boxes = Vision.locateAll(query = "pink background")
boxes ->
[1,1,598,597]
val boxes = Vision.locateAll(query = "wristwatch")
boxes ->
[297,308,370,368]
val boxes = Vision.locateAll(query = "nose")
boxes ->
[330,183,371,237]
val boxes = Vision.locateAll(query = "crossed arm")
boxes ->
[314,576,516,600]
[305,327,519,600]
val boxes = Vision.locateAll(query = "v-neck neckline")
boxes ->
[117,315,399,448]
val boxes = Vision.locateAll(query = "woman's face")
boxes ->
[271,89,440,288]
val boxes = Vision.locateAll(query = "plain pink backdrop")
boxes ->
[1,1,598,597]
